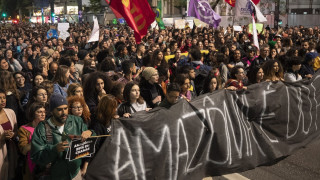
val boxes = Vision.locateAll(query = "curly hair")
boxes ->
[262,60,284,81]
[151,49,168,68]
[67,96,91,123]
[83,71,113,102]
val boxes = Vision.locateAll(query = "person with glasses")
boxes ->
[251,44,271,67]
[139,67,165,108]
[31,94,95,179]
[67,96,91,125]
[174,73,196,101]
[25,85,49,118]
[18,102,46,180]
[13,72,32,105]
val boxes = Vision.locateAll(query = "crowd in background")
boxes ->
[0,22,320,180]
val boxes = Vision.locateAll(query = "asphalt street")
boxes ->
[207,137,320,180]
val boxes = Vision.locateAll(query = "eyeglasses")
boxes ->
[37,93,47,97]
[72,106,83,110]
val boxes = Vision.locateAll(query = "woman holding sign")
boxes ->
[18,102,46,180]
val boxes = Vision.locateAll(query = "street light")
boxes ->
[51,12,55,23]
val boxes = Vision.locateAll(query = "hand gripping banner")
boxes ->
[86,72,320,180]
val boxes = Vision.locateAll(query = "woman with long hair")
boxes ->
[0,71,23,125]
[247,65,264,85]
[52,65,71,98]
[110,82,125,105]
[90,94,118,152]
[151,49,168,69]
[67,96,91,125]
[201,72,222,94]
[0,58,13,72]
[263,60,284,81]
[269,48,279,60]
[0,89,18,180]
[118,82,150,117]
[18,102,46,180]
[225,66,247,90]
[83,71,113,113]
[216,53,229,86]
[67,83,84,97]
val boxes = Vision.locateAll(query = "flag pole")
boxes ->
[161,0,164,18]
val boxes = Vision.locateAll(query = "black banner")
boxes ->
[86,72,320,180]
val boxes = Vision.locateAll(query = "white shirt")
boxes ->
[131,101,147,113]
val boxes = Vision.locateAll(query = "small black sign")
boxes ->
[66,138,98,161]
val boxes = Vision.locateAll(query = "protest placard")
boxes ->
[58,23,70,40]
[66,138,98,161]
[248,23,264,34]
[233,25,243,32]
[88,16,99,43]
[193,18,208,28]
[175,19,186,29]
[163,18,173,26]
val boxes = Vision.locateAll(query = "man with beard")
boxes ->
[31,94,94,179]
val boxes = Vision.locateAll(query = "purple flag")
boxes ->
[188,0,221,28]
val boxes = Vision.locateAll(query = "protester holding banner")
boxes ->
[31,93,94,180]
[159,83,181,109]
[118,82,150,118]
[90,94,118,152]
[225,66,247,90]
[201,71,222,94]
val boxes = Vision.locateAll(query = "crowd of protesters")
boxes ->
[0,21,319,180]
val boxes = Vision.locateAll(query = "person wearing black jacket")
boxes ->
[139,67,165,108]
[118,82,150,117]
[90,94,118,152]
